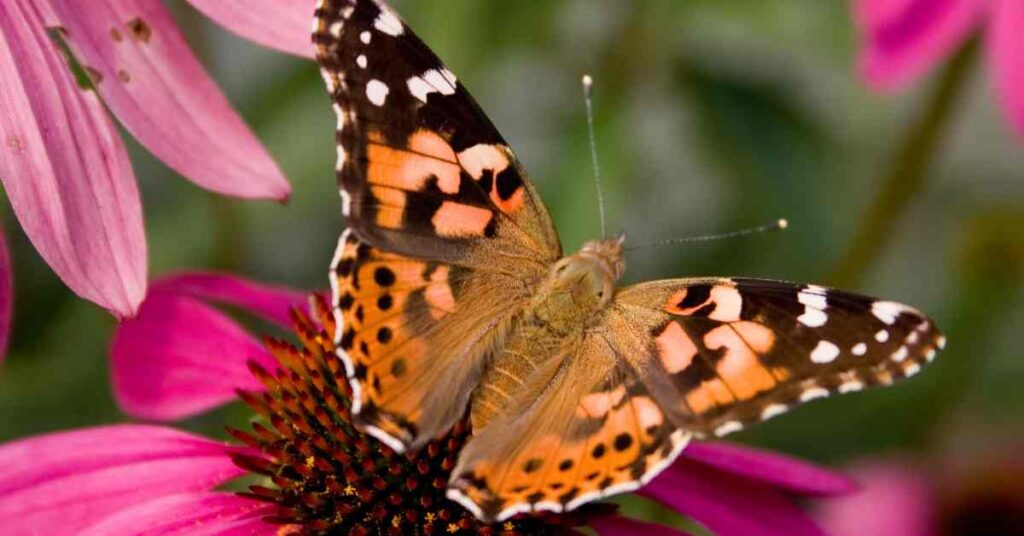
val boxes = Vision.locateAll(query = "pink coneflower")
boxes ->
[853,0,1024,138]
[0,0,312,323]
[819,452,1024,535]
[0,274,852,535]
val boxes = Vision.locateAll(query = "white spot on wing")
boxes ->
[366,79,389,106]
[760,404,788,420]
[838,381,864,393]
[799,387,829,402]
[797,286,828,327]
[360,30,371,44]
[852,342,867,356]
[329,21,343,37]
[875,329,890,343]
[872,301,907,325]
[408,70,458,103]
[714,421,743,436]
[904,363,921,377]
[798,308,827,327]
[356,54,367,68]
[423,69,457,95]
[407,76,433,103]
[891,346,908,363]
[374,7,403,35]
[810,340,840,363]
[335,144,346,171]
[340,190,351,216]
[440,68,457,85]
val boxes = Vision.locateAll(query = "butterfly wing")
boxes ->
[314,0,560,266]
[607,277,945,437]
[448,334,690,522]
[315,0,563,451]
[448,277,944,521]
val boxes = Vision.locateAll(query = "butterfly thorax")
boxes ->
[527,238,625,335]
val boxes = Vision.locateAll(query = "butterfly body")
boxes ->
[315,0,945,523]
[471,237,624,430]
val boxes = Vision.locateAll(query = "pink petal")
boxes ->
[185,0,317,59]
[80,492,279,536]
[0,425,245,535]
[590,514,693,536]
[683,442,857,496]
[152,272,309,328]
[0,229,11,363]
[854,0,985,91]
[641,457,827,536]
[989,0,1024,138]
[816,461,937,536]
[50,0,291,200]
[111,288,278,421]
[0,0,146,318]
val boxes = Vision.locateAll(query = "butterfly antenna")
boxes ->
[625,218,789,252]
[582,74,607,237]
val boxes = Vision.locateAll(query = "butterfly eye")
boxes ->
[555,264,568,275]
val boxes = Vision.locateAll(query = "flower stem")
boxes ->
[829,36,979,288]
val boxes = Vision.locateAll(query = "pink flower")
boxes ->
[818,453,1024,535]
[0,273,853,535]
[0,0,311,318]
[853,0,1024,137]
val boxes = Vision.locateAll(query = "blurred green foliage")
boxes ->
[2,0,1023,529]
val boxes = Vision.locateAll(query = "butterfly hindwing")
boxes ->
[609,277,945,437]
[331,229,528,451]
[449,333,690,522]
[314,0,560,267]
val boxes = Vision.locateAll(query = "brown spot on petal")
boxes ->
[84,66,103,85]
[117,70,131,83]
[127,18,151,43]
[7,136,25,154]
[110,27,123,42]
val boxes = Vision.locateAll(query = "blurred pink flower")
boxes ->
[0,0,310,318]
[854,0,1024,137]
[0,273,853,535]
[817,461,938,536]
[819,454,1024,535]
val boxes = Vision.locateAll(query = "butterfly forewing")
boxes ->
[610,277,944,437]
[314,0,560,266]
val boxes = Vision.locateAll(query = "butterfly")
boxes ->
[313,0,944,523]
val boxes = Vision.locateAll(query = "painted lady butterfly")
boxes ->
[313,0,944,523]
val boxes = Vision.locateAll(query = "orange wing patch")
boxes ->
[450,387,690,522]
[665,284,742,322]
[432,201,494,238]
[366,129,460,194]
[331,230,451,447]
[654,321,697,374]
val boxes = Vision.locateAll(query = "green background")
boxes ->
[2,0,1023,531]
